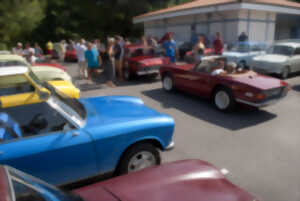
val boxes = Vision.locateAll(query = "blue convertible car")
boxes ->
[0,84,174,185]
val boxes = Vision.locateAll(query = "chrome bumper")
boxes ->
[236,97,284,108]
[137,69,159,75]
[165,141,175,151]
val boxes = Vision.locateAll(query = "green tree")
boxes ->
[0,0,46,49]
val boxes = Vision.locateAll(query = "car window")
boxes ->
[0,83,34,96]
[12,178,46,201]
[0,61,28,67]
[294,48,300,55]
[267,45,294,56]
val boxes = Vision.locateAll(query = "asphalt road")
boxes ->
[65,62,300,201]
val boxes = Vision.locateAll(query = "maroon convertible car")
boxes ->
[160,56,290,112]
[0,160,260,201]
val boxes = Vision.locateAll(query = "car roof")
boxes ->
[274,42,300,48]
[0,54,26,62]
[0,66,28,77]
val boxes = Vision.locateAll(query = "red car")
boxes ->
[64,45,78,62]
[123,44,169,80]
[1,160,260,201]
[160,56,289,112]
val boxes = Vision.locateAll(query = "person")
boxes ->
[211,59,226,76]
[12,42,24,56]
[225,62,238,74]
[162,33,178,63]
[34,43,43,58]
[46,41,53,56]
[23,43,35,63]
[124,38,131,46]
[238,32,248,42]
[102,40,116,88]
[27,48,37,65]
[75,39,88,79]
[141,36,151,55]
[213,32,224,55]
[114,36,124,81]
[59,40,66,62]
[85,42,101,83]
[193,36,205,61]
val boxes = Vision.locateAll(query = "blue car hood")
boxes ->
[79,96,167,128]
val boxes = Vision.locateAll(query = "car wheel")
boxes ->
[213,87,235,112]
[162,74,174,92]
[281,66,290,79]
[116,143,161,175]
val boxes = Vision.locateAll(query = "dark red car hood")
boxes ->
[223,71,287,90]
[131,56,168,67]
[74,160,257,201]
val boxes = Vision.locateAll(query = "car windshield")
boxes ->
[7,167,83,201]
[44,83,86,128]
[267,45,294,56]
[231,43,265,53]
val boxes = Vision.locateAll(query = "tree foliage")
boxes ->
[0,0,46,49]
[1,0,192,48]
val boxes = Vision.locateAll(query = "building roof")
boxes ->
[134,0,300,23]
[0,66,28,77]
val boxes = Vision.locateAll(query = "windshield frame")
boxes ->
[43,83,86,128]
[6,166,82,201]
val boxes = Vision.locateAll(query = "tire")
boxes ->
[124,67,131,80]
[213,87,235,112]
[162,74,174,92]
[116,143,161,175]
[281,66,290,79]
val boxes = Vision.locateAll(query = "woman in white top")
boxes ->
[193,36,205,61]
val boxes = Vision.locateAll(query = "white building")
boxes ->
[133,0,300,46]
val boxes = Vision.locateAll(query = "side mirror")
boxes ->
[38,90,50,100]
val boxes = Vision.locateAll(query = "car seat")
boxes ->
[0,113,22,141]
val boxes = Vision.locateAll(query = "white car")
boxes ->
[250,42,300,79]
[223,42,266,68]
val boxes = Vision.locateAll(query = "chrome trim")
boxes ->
[137,69,159,75]
[236,97,284,108]
[165,141,175,151]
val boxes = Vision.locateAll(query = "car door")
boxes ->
[0,103,98,185]
[290,47,300,72]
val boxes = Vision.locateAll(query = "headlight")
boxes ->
[245,92,254,98]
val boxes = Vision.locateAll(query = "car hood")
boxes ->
[225,71,285,90]
[80,96,169,128]
[223,51,249,57]
[74,160,257,201]
[134,56,167,67]
[253,54,288,63]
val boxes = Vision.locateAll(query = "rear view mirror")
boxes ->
[38,90,50,100]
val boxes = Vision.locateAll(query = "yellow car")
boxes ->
[0,66,80,108]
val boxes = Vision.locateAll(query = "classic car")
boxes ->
[0,84,174,185]
[65,45,78,62]
[160,56,289,112]
[250,42,300,79]
[223,42,266,68]
[123,44,169,80]
[0,160,260,201]
[0,54,72,82]
[0,66,80,108]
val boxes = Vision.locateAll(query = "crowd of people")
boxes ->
[10,31,249,87]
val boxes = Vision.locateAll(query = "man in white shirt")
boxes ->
[211,59,226,76]
[75,39,88,79]
[12,42,24,56]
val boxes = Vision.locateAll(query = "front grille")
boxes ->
[264,87,287,100]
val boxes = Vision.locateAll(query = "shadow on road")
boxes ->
[142,88,277,131]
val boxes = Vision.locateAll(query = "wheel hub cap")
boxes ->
[128,151,156,173]
[215,91,230,109]
[163,77,172,90]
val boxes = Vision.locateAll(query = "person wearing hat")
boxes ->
[12,42,24,56]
